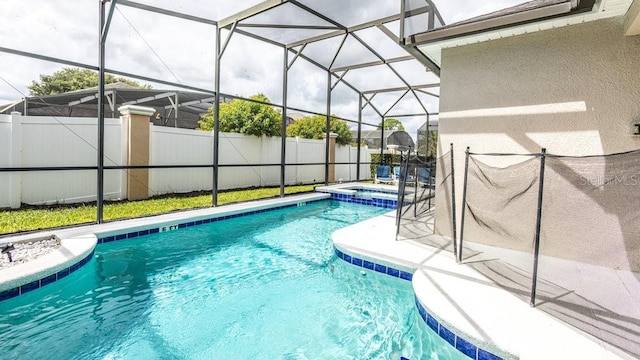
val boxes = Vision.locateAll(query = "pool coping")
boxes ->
[0,192,331,302]
[331,211,630,360]
[0,235,96,299]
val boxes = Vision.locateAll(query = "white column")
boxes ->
[118,105,155,201]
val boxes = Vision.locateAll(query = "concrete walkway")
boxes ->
[332,210,640,360]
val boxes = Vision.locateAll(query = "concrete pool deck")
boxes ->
[3,189,638,359]
[333,210,640,360]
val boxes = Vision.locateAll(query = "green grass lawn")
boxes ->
[0,185,316,235]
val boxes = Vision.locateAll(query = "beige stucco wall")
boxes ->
[435,16,640,270]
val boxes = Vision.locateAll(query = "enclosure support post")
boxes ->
[356,94,362,181]
[400,0,406,43]
[380,116,385,163]
[96,0,108,224]
[426,114,430,159]
[212,26,221,206]
[458,147,470,262]
[174,92,179,127]
[426,114,432,209]
[280,47,288,197]
[530,148,547,307]
[396,148,411,238]
[395,149,404,237]
[413,165,418,218]
[324,71,331,185]
[450,143,458,262]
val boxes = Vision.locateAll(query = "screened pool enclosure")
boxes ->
[0,0,440,231]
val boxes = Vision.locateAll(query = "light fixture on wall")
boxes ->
[634,123,640,135]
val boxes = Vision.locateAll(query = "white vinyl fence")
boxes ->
[0,113,371,208]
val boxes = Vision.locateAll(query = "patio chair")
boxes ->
[375,165,394,184]
[393,166,415,185]
[416,167,435,188]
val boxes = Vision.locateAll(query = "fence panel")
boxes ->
[334,145,352,182]
[290,137,325,184]
[0,115,369,207]
[150,126,213,195]
[542,152,640,271]
[259,135,284,187]
[463,155,540,252]
[457,154,542,312]
[19,116,123,205]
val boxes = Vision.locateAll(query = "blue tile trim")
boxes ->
[414,295,510,360]
[478,349,504,360]
[0,288,19,302]
[416,299,427,322]
[57,267,70,280]
[96,199,327,245]
[333,246,412,282]
[400,271,413,281]
[0,250,94,303]
[456,337,478,358]
[439,326,456,347]
[387,267,400,277]
[20,280,40,295]
[100,236,115,244]
[40,273,57,287]
[426,314,439,333]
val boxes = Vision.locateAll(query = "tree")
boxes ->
[198,94,282,137]
[286,115,352,145]
[377,118,404,131]
[28,67,149,96]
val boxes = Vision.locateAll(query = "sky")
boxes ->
[0,0,525,138]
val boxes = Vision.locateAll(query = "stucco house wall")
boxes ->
[435,16,640,271]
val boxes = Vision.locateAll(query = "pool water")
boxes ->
[0,200,465,360]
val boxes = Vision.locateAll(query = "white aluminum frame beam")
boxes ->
[218,0,288,28]
[68,90,115,106]
[330,55,414,73]
[163,96,216,109]
[121,91,176,106]
[361,83,439,95]
[117,0,217,25]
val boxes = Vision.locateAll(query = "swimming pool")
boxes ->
[0,200,465,359]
